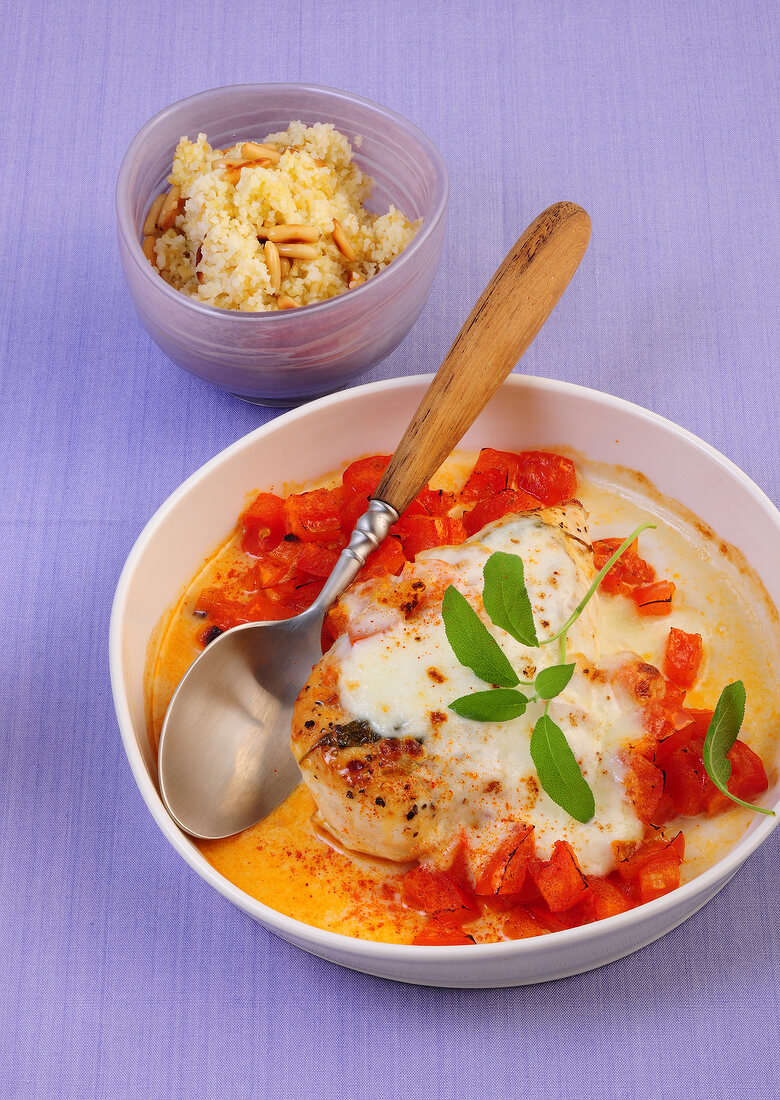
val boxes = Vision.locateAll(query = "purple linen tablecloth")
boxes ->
[1,0,778,1096]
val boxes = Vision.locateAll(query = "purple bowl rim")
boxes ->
[115,82,450,320]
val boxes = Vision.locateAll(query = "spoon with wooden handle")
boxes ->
[158,201,591,838]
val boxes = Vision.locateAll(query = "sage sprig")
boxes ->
[703,682,774,816]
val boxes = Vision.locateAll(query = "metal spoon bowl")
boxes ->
[158,202,592,838]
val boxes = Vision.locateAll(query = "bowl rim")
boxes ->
[109,372,780,964]
[115,82,450,320]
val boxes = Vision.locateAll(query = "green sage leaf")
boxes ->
[449,689,529,722]
[442,586,519,687]
[703,682,775,816]
[530,713,595,823]
[535,662,576,700]
[482,551,539,648]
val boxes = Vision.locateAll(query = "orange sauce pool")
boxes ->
[145,452,779,944]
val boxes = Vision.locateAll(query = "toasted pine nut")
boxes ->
[347,270,366,289]
[264,240,281,293]
[242,141,281,163]
[143,193,166,236]
[275,243,319,260]
[277,295,298,309]
[280,256,291,278]
[257,224,321,243]
[331,218,356,261]
[142,236,158,264]
[157,186,183,231]
[223,159,272,185]
[313,159,327,168]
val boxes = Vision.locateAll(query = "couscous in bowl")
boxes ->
[116,84,448,405]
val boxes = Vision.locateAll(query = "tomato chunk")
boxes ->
[283,487,346,542]
[254,539,339,587]
[583,876,632,921]
[703,739,769,814]
[474,825,535,896]
[341,455,392,496]
[462,489,541,537]
[630,580,676,616]
[664,739,709,816]
[360,536,406,580]
[502,908,548,939]
[240,491,286,555]
[400,866,479,924]
[592,536,656,595]
[412,921,476,946]
[416,487,456,516]
[393,515,467,559]
[461,449,577,506]
[663,627,703,689]
[623,751,664,824]
[616,832,684,882]
[531,841,589,912]
[638,855,681,902]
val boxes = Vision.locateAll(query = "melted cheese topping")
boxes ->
[331,509,645,875]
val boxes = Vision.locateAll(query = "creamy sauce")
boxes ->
[146,453,780,942]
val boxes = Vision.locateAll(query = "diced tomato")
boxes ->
[360,536,407,580]
[685,709,716,738]
[513,451,578,506]
[400,866,479,924]
[703,739,769,815]
[524,904,573,932]
[474,825,535,896]
[663,627,703,689]
[592,536,656,596]
[194,589,260,631]
[630,580,676,616]
[412,920,476,946]
[338,488,367,537]
[416,487,456,516]
[623,751,664,824]
[265,578,325,616]
[341,455,392,496]
[664,739,709,816]
[441,830,474,893]
[531,841,590,912]
[653,722,696,764]
[583,876,632,921]
[253,539,340,588]
[637,855,681,903]
[502,908,548,939]
[393,515,467,559]
[462,489,541,537]
[240,491,286,555]
[461,448,577,506]
[283,487,348,543]
[616,832,685,883]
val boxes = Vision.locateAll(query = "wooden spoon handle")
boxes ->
[374,201,591,514]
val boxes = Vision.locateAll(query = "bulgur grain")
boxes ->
[147,123,419,311]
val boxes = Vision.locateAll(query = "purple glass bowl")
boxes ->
[116,84,448,405]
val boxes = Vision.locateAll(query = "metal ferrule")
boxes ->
[312,499,400,612]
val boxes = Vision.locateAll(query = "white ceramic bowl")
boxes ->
[109,375,780,986]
